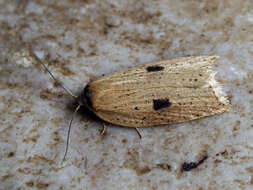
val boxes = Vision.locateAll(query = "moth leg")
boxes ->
[135,127,142,139]
[100,123,107,136]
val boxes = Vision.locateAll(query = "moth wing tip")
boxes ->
[208,71,230,106]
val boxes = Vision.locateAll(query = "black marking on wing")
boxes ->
[153,99,171,110]
[146,65,164,72]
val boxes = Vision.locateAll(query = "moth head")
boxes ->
[77,85,93,110]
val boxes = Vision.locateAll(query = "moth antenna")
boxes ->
[30,51,78,99]
[62,104,81,163]
[29,50,80,162]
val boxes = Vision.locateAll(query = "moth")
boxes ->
[79,56,229,127]
[29,53,229,160]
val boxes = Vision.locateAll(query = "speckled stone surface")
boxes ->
[0,1,253,190]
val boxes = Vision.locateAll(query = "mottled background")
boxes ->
[0,0,253,190]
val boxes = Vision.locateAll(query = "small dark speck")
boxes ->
[8,152,15,157]
[182,156,208,172]
[135,107,139,110]
[146,65,164,72]
[194,79,198,81]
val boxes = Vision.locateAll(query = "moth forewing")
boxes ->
[86,56,229,127]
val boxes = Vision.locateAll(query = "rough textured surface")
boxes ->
[0,0,252,189]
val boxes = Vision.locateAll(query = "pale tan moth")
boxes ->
[18,52,230,160]
[84,56,229,127]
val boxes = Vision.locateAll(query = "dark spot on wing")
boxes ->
[146,65,164,72]
[153,99,171,110]
[182,156,208,172]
